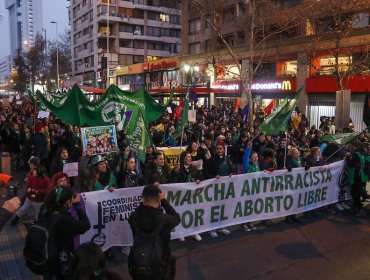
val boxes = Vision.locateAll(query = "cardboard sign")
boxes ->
[63,162,79,177]
[188,110,196,123]
[37,111,50,119]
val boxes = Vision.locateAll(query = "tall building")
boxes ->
[69,0,182,88]
[5,0,43,59]
[0,55,12,83]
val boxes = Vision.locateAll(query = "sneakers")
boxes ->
[192,234,202,241]
[241,224,251,232]
[336,203,344,211]
[121,246,130,256]
[341,202,350,210]
[178,237,185,242]
[217,228,231,235]
[209,230,218,238]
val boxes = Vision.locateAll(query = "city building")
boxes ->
[0,55,12,83]
[178,0,370,130]
[5,0,43,60]
[69,0,182,89]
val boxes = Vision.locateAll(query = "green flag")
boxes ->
[259,89,302,135]
[173,88,189,139]
[321,131,365,145]
[260,98,288,128]
[126,111,153,162]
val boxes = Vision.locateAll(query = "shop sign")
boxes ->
[143,60,178,71]
[251,80,292,91]
[211,82,240,91]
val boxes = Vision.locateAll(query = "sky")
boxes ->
[0,0,70,57]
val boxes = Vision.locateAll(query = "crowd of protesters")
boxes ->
[0,95,369,279]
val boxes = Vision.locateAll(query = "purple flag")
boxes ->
[241,104,249,122]
[189,89,198,102]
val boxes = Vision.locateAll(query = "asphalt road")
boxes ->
[1,173,370,280]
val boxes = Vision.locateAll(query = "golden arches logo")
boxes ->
[282,81,291,91]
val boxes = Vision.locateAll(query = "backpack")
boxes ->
[128,217,166,280]
[23,213,63,275]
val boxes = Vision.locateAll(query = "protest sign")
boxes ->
[188,110,196,123]
[81,125,117,155]
[63,162,79,177]
[80,161,347,251]
[157,147,186,170]
[37,111,50,119]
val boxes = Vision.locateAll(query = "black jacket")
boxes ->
[0,207,12,231]
[54,206,91,254]
[129,200,180,260]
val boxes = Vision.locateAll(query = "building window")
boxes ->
[133,25,143,35]
[119,39,133,48]
[147,26,161,37]
[189,42,201,54]
[160,13,169,22]
[277,61,297,77]
[189,18,201,34]
[275,0,302,8]
[133,40,144,49]
[133,55,144,63]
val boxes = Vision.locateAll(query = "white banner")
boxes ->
[80,161,347,250]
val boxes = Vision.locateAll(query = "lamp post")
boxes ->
[183,62,199,108]
[82,62,89,85]
[50,21,60,89]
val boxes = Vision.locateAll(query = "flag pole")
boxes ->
[324,126,368,163]
[179,85,189,154]
[283,131,288,169]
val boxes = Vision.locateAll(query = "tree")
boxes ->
[12,49,29,93]
[47,29,72,90]
[26,34,47,92]
[187,0,317,124]
[301,0,370,128]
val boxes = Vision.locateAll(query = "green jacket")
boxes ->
[95,172,117,191]
[347,152,368,185]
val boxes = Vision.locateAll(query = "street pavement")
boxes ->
[1,177,370,280]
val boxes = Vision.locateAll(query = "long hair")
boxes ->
[71,242,105,280]
[51,172,70,189]
[43,186,74,214]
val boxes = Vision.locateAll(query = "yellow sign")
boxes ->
[282,80,291,91]
[157,147,186,170]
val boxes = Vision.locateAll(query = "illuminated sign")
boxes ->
[251,80,292,91]
[143,60,178,71]
[211,84,239,91]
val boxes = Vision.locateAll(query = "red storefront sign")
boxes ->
[306,76,370,93]
[143,60,178,72]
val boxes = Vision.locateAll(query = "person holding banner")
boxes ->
[90,155,117,192]
[207,142,235,237]
[145,151,171,185]
[285,147,303,224]
[171,152,203,242]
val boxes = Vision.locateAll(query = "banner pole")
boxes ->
[324,126,368,163]
[283,131,288,169]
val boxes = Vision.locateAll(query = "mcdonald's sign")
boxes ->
[251,78,296,92]
[282,80,291,90]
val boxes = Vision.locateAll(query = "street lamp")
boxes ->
[50,21,60,89]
